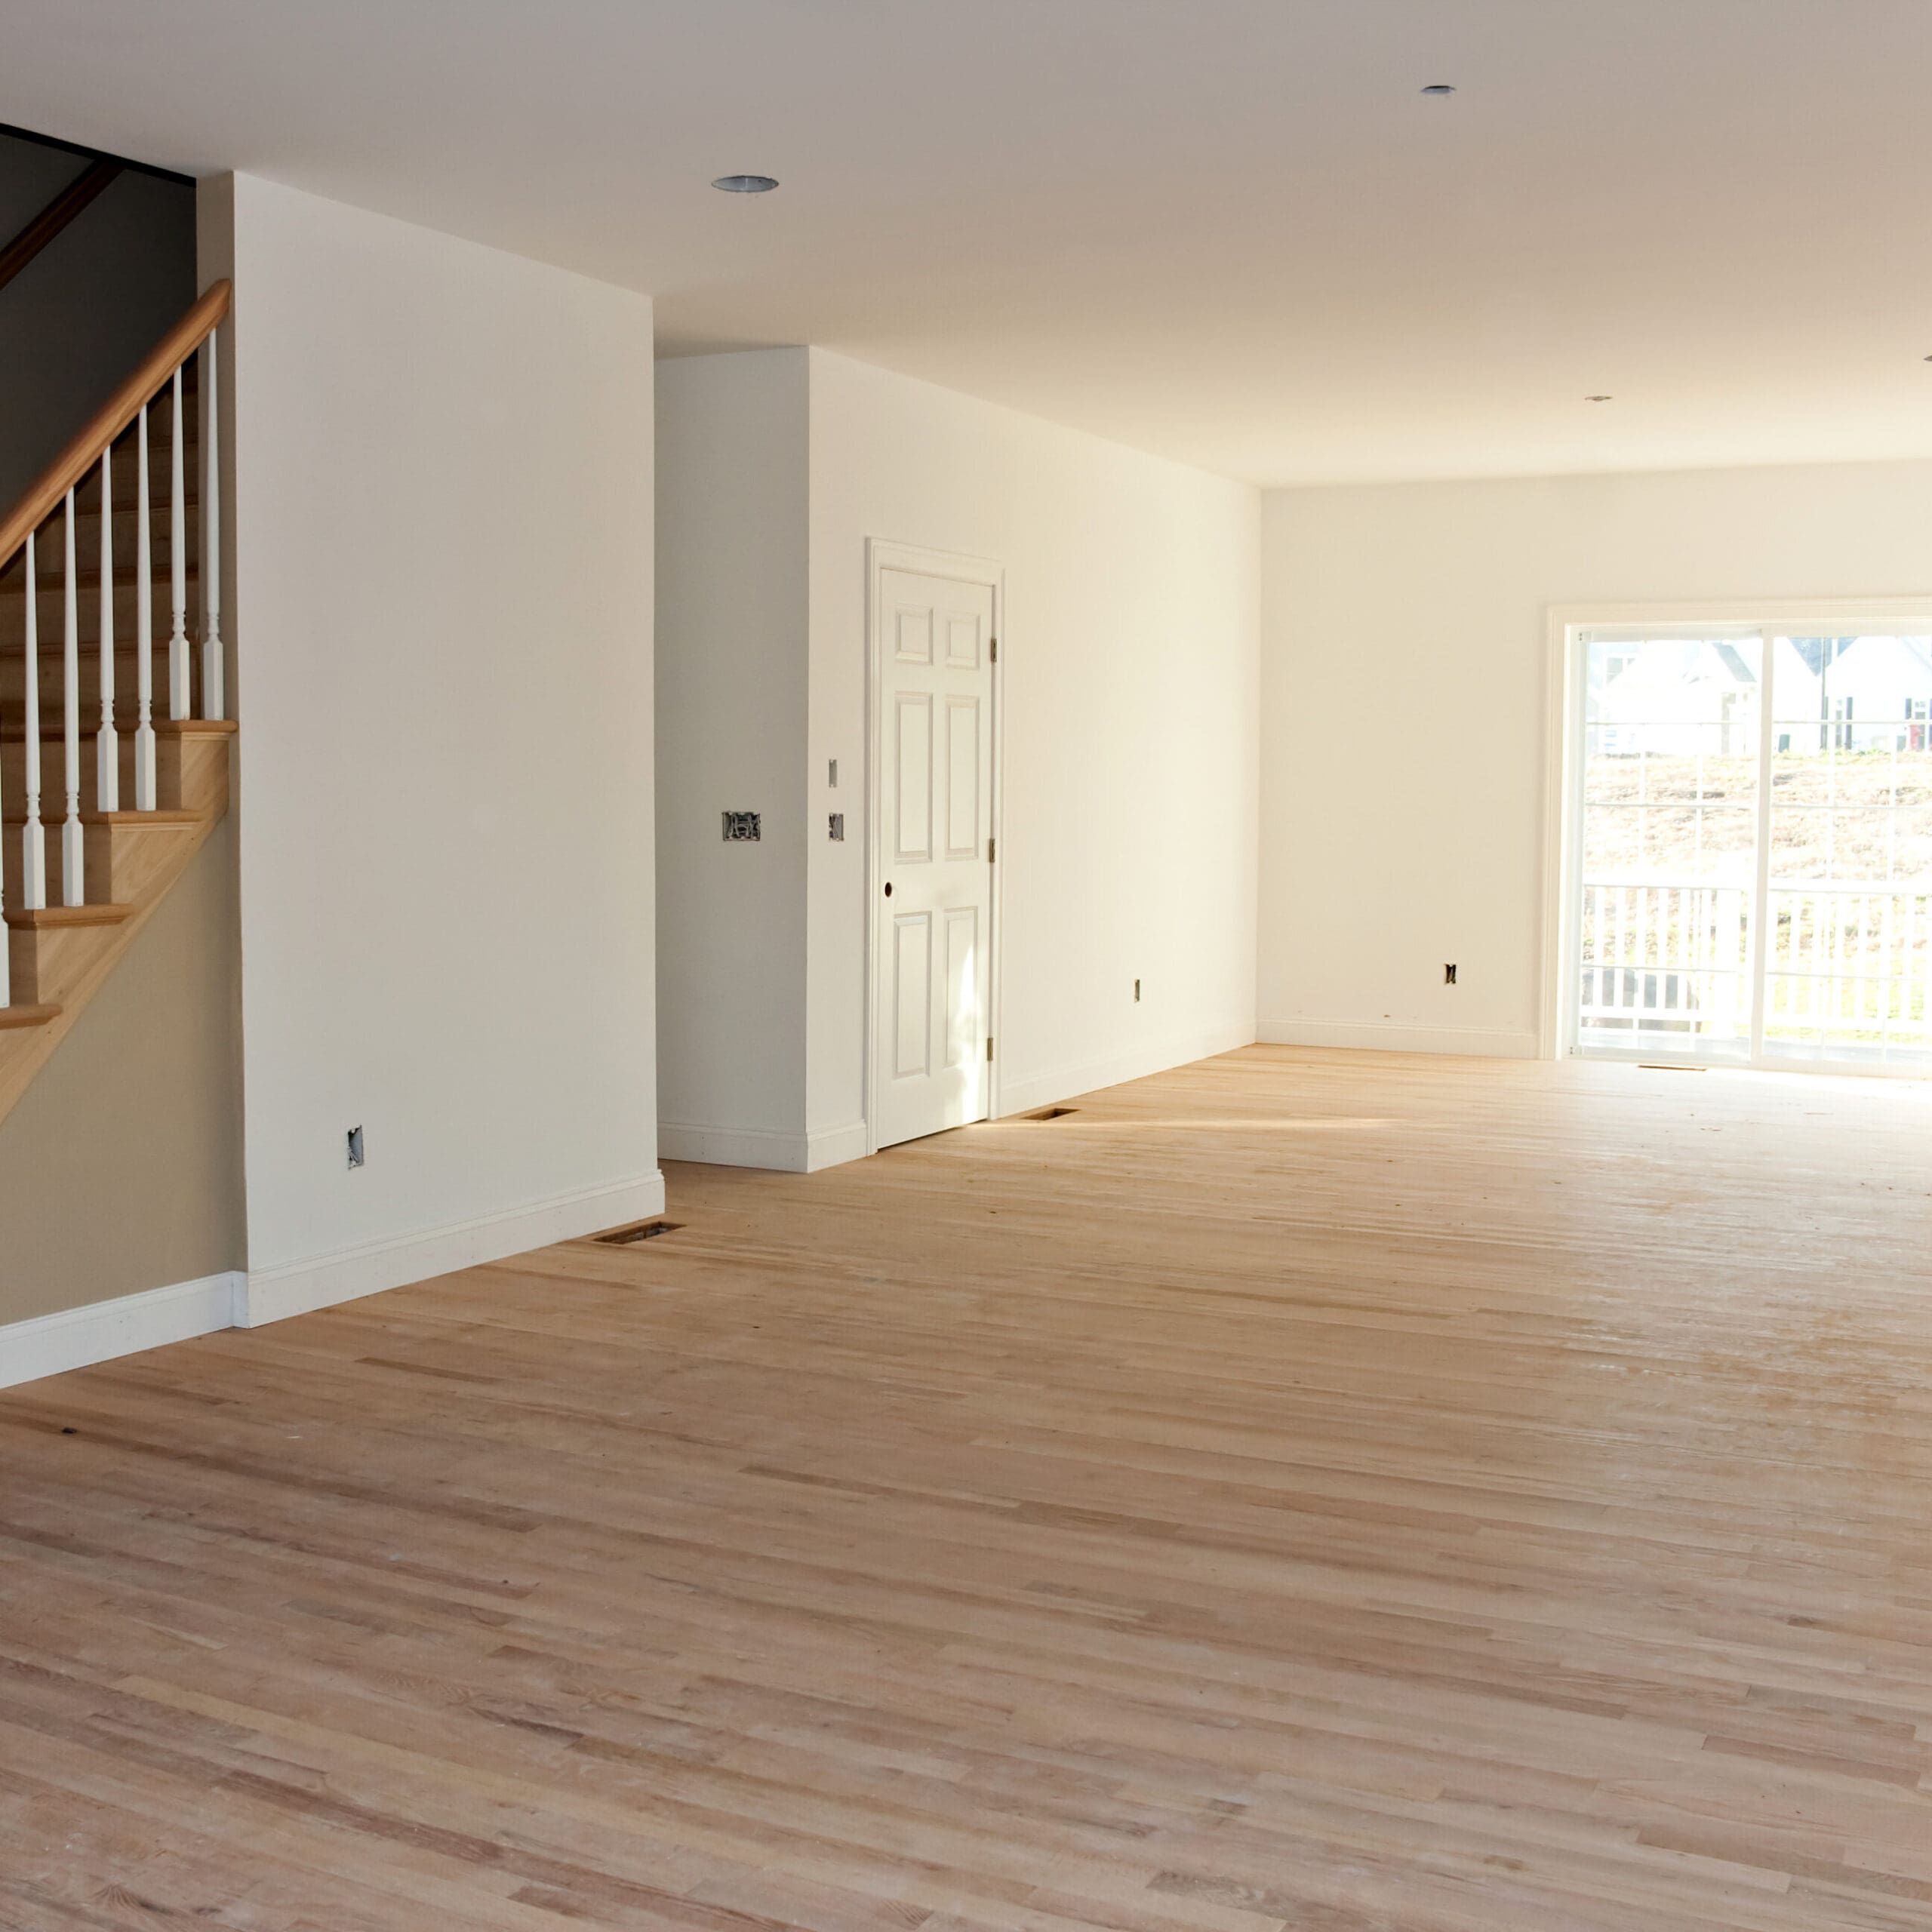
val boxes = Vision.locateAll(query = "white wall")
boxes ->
[655,350,809,1161]
[807,349,1260,1134]
[205,173,660,1320]
[1259,460,1932,1056]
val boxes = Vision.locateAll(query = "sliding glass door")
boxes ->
[1763,635,1932,1065]
[1571,623,1932,1072]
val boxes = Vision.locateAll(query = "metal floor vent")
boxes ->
[595,1218,685,1245]
[1025,1106,1078,1121]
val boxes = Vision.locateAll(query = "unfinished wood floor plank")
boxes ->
[3,1046,1931,1928]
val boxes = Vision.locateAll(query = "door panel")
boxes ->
[946,613,982,668]
[894,604,934,664]
[946,696,980,860]
[944,906,979,1071]
[893,913,931,1078]
[875,563,995,1148]
[894,692,932,863]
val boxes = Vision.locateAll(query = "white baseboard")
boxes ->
[805,1120,869,1172]
[0,1271,245,1392]
[239,1170,667,1328]
[996,1019,1257,1119]
[1257,1018,1541,1059]
[659,1119,871,1174]
[660,1121,811,1172]
[0,1171,671,1388]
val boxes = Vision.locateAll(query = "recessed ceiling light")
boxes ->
[1586,394,1614,402]
[712,174,779,194]
[1421,84,1457,97]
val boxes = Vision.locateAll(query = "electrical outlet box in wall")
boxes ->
[346,1125,365,1169]
[1444,963,1457,986]
[722,811,761,841]
[829,813,844,841]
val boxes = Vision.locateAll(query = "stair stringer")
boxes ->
[0,721,234,1124]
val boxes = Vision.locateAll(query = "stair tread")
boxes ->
[0,1002,62,1030]
[2,808,205,828]
[5,903,133,930]
[0,718,236,743]
[0,566,198,592]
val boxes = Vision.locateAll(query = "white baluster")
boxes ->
[1905,897,1915,1045]
[1635,884,1651,1020]
[20,531,45,910]
[62,490,85,906]
[97,445,118,811]
[200,328,223,721]
[0,618,5,1004]
[168,364,189,720]
[1614,889,1628,1016]
[0,649,6,1004]
[134,402,155,811]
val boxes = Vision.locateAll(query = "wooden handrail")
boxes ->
[0,278,229,568]
[0,158,122,295]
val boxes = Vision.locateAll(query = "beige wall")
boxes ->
[0,823,244,1324]
[1259,458,1932,1055]
[655,349,809,1154]
[0,136,226,1332]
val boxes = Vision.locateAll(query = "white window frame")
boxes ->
[1540,595,1932,1074]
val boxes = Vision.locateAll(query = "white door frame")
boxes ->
[1540,595,1932,1068]
[864,538,1006,1153]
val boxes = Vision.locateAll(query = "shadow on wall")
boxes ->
[0,126,196,509]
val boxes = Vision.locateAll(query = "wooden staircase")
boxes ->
[0,281,232,1122]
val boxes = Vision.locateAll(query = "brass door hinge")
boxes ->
[986,1035,995,1062]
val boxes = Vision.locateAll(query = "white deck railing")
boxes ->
[1577,879,1752,1040]
[1579,876,1932,1051]
[1764,881,1932,1050]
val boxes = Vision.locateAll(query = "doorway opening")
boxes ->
[1551,611,1932,1074]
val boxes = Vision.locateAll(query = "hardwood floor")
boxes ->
[4,1046,1932,1930]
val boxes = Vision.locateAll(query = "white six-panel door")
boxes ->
[872,558,997,1149]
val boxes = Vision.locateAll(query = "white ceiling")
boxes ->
[6,0,1932,487]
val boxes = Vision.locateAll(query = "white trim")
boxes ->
[1258,1019,1540,1060]
[996,1020,1256,1118]
[660,1121,809,1171]
[0,1271,245,1391]
[805,1120,869,1171]
[1539,606,1579,1060]
[864,537,1006,1155]
[1747,624,1778,1062]
[238,1171,666,1328]
[1541,595,1932,1069]
[660,1118,875,1173]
